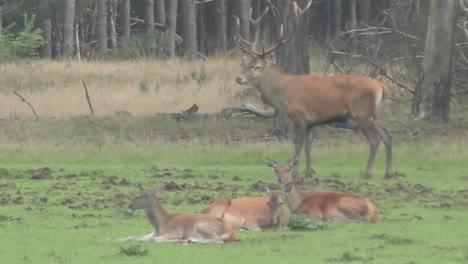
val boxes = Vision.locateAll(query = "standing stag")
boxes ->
[201,187,289,231]
[266,158,380,223]
[117,184,237,244]
[235,0,392,179]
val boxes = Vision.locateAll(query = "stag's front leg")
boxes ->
[304,128,317,178]
[292,124,306,180]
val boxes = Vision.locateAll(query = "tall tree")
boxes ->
[155,0,165,26]
[181,0,197,59]
[238,0,251,41]
[166,0,178,57]
[62,0,76,58]
[108,0,118,49]
[120,0,130,40]
[215,0,227,53]
[333,0,341,37]
[0,6,3,35]
[145,0,154,32]
[416,0,458,121]
[41,18,52,58]
[96,0,108,52]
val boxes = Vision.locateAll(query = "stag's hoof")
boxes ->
[384,173,393,179]
[362,173,371,180]
[305,168,316,178]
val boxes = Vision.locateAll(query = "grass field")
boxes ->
[1,60,468,264]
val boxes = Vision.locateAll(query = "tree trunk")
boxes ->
[0,7,3,35]
[155,0,165,26]
[273,0,311,138]
[108,0,118,49]
[96,0,108,52]
[198,0,206,54]
[181,0,197,59]
[215,0,227,54]
[416,0,458,122]
[62,0,76,58]
[333,0,341,37]
[145,0,155,32]
[120,0,131,40]
[349,0,357,53]
[166,0,178,57]
[358,0,371,24]
[238,0,251,41]
[41,19,52,58]
[52,17,62,58]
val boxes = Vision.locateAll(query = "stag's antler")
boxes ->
[237,0,313,58]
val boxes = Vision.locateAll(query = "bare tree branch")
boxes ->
[13,91,39,118]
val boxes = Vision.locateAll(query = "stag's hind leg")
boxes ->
[356,119,381,179]
[373,123,393,179]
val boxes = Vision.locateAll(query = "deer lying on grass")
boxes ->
[117,184,237,244]
[266,158,380,223]
[235,1,392,179]
[201,188,289,231]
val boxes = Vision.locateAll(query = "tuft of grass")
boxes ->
[326,252,374,263]
[119,245,149,257]
[288,215,329,231]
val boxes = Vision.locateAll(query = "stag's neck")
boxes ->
[258,65,290,111]
[144,193,171,233]
[283,183,304,213]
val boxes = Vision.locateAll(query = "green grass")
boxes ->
[0,116,467,264]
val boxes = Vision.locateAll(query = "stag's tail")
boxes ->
[380,83,390,99]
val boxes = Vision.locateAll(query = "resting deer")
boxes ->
[266,158,380,223]
[117,185,237,244]
[235,1,392,179]
[201,188,289,231]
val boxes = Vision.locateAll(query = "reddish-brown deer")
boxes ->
[235,1,392,179]
[266,158,380,223]
[201,187,289,231]
[117,184,237,244]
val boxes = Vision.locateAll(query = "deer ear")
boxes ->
[137,183,145,192]
[288,158,299,169]
[260,183,270,193]
[266,158,277,168]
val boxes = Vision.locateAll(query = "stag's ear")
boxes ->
[266,158,277,168]
[288,158,299,169]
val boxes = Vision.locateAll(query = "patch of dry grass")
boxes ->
[0,58,250,118]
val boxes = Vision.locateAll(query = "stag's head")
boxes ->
[235,54,271,87]
[235,1,312,87]
[266,158,298,193]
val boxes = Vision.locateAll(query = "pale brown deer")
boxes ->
[266,158,380,223]
[235,1,392,179]
[200,188,289,231]
[117,185,237,244]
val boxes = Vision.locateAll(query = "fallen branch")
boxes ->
[81,81,95,117]
[221,104,276,119]
[13,91,39,118]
